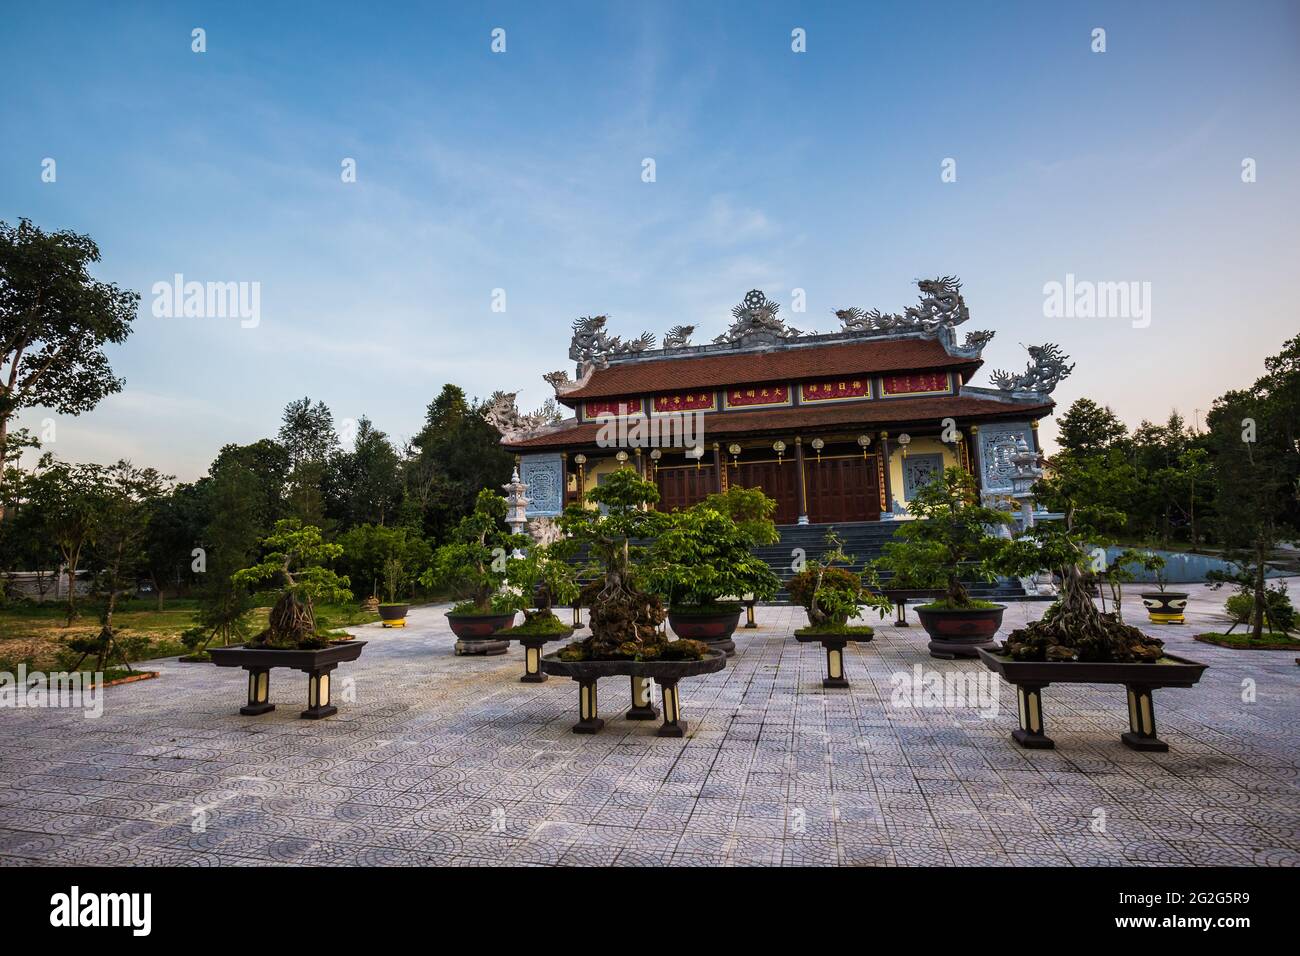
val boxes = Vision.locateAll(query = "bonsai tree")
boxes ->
[646,499,780,613]
[699,486,781,547]
[1099,548,1165,622]
[232,519,352,648]
[555,468,701,661]
[419,488,528,615]
[873,467,1022,610]
[1216,578,1295,638]
[788,528,891,630]
[504,537,580,635]
[999,459,1166,662]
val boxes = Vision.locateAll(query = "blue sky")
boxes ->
[2,0,1297,479]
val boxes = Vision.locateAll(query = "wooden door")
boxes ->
[805,455,880,523]
[656,465,712,512]
[734,460,799,525]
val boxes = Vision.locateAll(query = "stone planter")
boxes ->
[667,605,743,656]
[978,648,1208,751]
[446,611,516,655]
[539,650,727,737]
[378,604,409,628]
[209,640,367,719]
[1141,591,1188,625]
[915,604,1005,659]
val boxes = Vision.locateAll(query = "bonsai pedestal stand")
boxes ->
[505,628,573,683]
[540,651,727,738]
[626,675,658,721]
[519,638,549,683]
[978,650,1209,752]
[240,663,342,719]
[209,642,367,720]
[794,630,873,688]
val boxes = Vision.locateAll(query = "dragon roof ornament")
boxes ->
[555,277,1003,386]
[568,315,656,373]
[989,343,1075,395]
[713,290,803,346]
[483,390,567,444]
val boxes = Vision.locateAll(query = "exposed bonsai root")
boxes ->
[1002,597,1165,662]
[558,576,707,662]
[252,592,321,648]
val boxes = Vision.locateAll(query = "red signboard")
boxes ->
[800,378,871,403]
[725,383,790,408]
[652,391,715,413]
[583,396,642,418]
[881,372,949,396]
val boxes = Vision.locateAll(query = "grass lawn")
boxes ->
[1194,631,1300,650]
[0,598,381,670]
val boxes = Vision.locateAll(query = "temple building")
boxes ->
[486,279,1073,526]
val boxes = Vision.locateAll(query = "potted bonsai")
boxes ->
[420,489,529,654]
[1136,553,1189,625]
[646,492,780,655]
[978,468,1209,751]
[873,467,1025,659]
[496,539,581,681]
[210,520,366,718]
[543,470,725,737]
[377,555,409,628]
[788,529,892,686]
[700,486,781,628]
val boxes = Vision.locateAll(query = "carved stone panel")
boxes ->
[519,453,564,517]
[978,422,1033,495]
[902,453,945,500]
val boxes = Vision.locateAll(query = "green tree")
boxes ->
[419,489,527,613]
[233,519,351,647]
[69,462,169,672]
[324,417,403,529]
[181,462,263,658]
[1056,398,1129,455]
[279,397,338,527]
[875,467,1023,607]
[646,502,779,610]
[0,219,138,521]
[25,455,106,623]
[405,385,513,541]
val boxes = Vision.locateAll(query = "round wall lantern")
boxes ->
[773,439,787,463]
[810,437,825,463]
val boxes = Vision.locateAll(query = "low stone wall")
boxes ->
[1101,547,1287,584]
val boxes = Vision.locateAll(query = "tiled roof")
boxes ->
[505,392,1053,450]
[559,337,979,401]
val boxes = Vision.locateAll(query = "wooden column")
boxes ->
[967,426,981,493]
[713,442,723,494]
[794,437,809,524]
[879,431,894,516]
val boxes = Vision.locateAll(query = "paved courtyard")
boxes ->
[1,581,1297,867]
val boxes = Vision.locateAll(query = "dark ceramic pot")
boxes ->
[378,604,409,627]
[667,605,743,656]
[1141,592,1188,624]
[446,611,516,656]
[915,604,1005,659]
